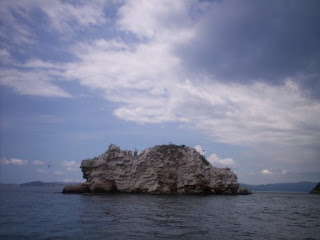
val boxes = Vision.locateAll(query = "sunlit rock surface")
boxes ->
[63,144,239,195]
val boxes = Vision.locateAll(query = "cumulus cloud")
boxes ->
[61,161,77,167]
[260,169,272,175]
[9,158,28,166]
[1,158,28,166]
[194,145,205,156]
[61,161,79,172]
[32,160,45,166]
[208,154,235,167]
[194,145,235,167]
[260,169,288,176]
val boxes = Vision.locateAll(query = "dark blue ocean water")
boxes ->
[0,186,319,240]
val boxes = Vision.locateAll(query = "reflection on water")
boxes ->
[0,187,319,239]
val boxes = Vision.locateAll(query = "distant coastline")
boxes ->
[240,181,318,193]
[20,181,80,187]
[1,181,317,193]
[0,181,80,188]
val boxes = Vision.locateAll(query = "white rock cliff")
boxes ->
[63,144,240,194]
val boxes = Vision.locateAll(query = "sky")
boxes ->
[0,0,319,184]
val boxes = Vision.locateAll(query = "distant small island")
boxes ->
[63,144,251,195]
[310,183,320,194]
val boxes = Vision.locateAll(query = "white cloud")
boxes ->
[261,169,272,175]
[61,161,79,172]
[61,161,77,168]
[0,1,35,45]
[36,169,46,174]
[54,171,64,175]
[0,67,71,98]
[260,169,288,176]
[0,158,10,165]
[66,167,78,172]
[117,0,196,40]
[208,153,235,167]
[1,158,28,166]
[0,0,108,41]
[175,79,320,146]
[0,49,11,63]
[10,158,28,166]
[64,37,182,123]
[194,145,205,156]
[32,160,45,166]
[38,0,107,34]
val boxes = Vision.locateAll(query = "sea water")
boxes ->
[0,186,319,240]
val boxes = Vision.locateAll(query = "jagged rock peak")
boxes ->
[63,144,240,195]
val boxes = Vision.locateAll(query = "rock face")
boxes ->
[62,144,239,195]
[310,183,320,194]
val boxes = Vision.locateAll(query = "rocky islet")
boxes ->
[310,183,320,194]
[63,144,250,195]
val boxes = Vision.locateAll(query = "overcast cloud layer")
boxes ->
[1,0,319,183]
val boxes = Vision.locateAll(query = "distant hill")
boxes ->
[19,181,80,187]
[0,183,19,187]
[240,181,318,193]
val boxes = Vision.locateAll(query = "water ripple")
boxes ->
[0,187,320,239]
